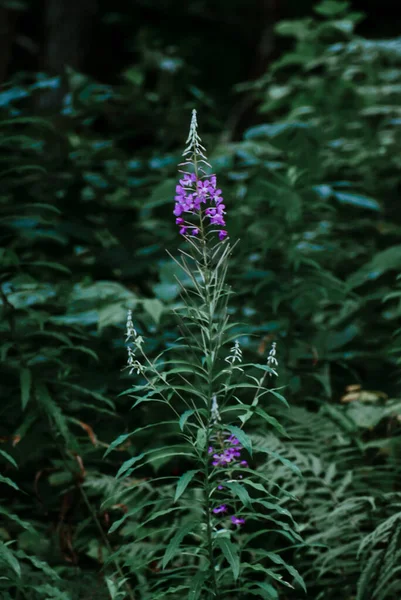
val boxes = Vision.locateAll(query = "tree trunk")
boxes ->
[37,0,98,110]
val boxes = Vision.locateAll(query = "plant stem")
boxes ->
[79,484,136,600]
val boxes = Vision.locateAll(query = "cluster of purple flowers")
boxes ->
[209,434,247,527]
[173,173,227,241]
[210,435,248,469]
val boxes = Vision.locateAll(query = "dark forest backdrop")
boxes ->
[1,1,401,599]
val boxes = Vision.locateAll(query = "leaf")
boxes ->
[115,453,145,479]
[268,389,290,408]
[23,261,71,273]
[264,552,306,592]
[103,433,132,457]
[174,470,198,502]
[179,409,195,431]
[314,0,349,16]
[347,245,401,288]
[254,408,288,436]
[0,474,19,491]
[333,191,381,212]
[196,428,207,452]
[188,569,207,600]
[15,549,60,580]
[246,581,279,599]
[225,425,252,456]
[143,298,164,324]
[0,542,20,577]
[224,481,252,507]
[244,121,310,139]
[162,521,197,569]
[346,403,385,429]
[20,367,32,410]
[35,383,72,446]
[0,507,33,531]
[255,447,302,477]
[216,537,240,580]
[0,449,18,469]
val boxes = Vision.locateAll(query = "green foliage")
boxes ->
[1,0,401,598]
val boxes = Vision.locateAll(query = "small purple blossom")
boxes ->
[213,504,228,514]
[226,436,241,446]
[231,515,245,526]
[208,446,214,455]
[212,446,241,467]
[211,433,246,467]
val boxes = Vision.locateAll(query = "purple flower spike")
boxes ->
[231,515,245,526]
[213,504,228,514]
[208,446,214,454]
[173,110,228,240]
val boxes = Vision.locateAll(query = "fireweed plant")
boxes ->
[106,111,305,599]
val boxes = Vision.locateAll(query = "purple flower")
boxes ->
[218,484,224,490]
[213,504,228,514]
[226,436,241,446]
[208,446,214,454]
[173,171,227,240]
[231,515,245,526]
[240,460,248,467]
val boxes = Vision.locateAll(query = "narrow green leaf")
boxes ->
[225,425,252,456]
[15,549,60,580]
[245,581,279,599]
[174,470,198,502]
[216,537,240,580]
[20,367,32,411]
[0,542,20,577]
[255,447,302,477]
[254,408,288,436]
[0,474,19,491]
[269,389,289,408]
[35,383,72,446]
[23,261,71,273]
[116,453,145,479]
[104,420,177,457]
[179,409,195,431]
[0,449,18,469]
[242,562,294,588]
[196,428,207,452]
[225,481,252,507]
[104,433,132,457]
[0,507,33,531]
[264,552,306,592]
[256,499,294,520]
[162,521,197,569]
[140,506,189,528]
[188,569,207,600]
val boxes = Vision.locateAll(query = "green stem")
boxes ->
[79,484,136,600]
